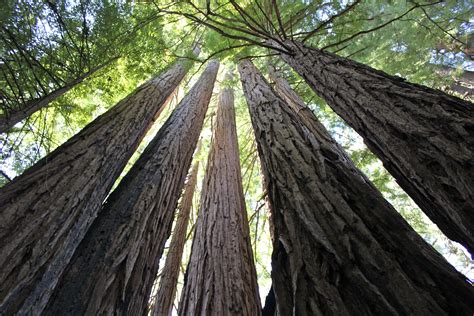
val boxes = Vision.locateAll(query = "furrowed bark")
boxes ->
[239,59,474,315]
[0,58,192,314]
[268,64,323,137]
[0,57,118,134]
[152,161,199,316]
[179,72,261,315]
[277,40,474,255]
[44,60,218,316]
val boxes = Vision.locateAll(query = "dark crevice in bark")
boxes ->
[239,59,474,316]
[43,60,218,316]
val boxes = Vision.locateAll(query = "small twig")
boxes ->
[302,0,362,42]
[419,6,466,46]
[0,170,12,182]
[321,1,443,51]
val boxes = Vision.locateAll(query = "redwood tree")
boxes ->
[239,59,474,315]
[179,72,261,315]
[152,160,199,316]
[277,39,474,255]
[44,60,219,316]
[0,58,192,314]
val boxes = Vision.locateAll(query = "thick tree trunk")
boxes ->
[0,57,118,134]
[179,72,261,315]
[152,161,199,316]
[0,59,191,314]
[44,60,218,316]
[277,40,474,255]
[239,59,474,315]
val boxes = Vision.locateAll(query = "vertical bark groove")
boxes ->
[278,40,474,254]
[43,60,218,316]
[152,161,199,316]
[179,72,261,315]
[0,59,191,314]
[239,59,474,316]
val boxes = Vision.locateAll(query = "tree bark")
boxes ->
[239,59,474,315]
[152,161,199,316]
[0,58,191,314]
[0,56,118,134]
[178,72,261,315]
[277,40,474,255]
[43,60,218,316]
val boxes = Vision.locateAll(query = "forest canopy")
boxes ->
[0,0,473,314]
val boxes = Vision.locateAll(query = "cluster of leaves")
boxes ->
[0,0,197,183]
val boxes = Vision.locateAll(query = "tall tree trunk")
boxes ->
[44,60,218,316]
[277,40,474,255]
[435,65,474,99]
[239,59,474,315]
[0,58,192,314]
[0,56,118,134]
[179,72,261,315]
[152,160,199,316]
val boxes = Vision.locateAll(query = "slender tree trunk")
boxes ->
[179,72,261,315]
[239,59,474,315]
[277,40,474,255]
[44,60,218,316]
[0,58,192,314]
[152,161,199,316]
[435,65,474,98]
[0,56,119,134]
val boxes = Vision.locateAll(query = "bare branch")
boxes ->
[271,0,287,38]
[419,6,467,46]
[0,170,12,182]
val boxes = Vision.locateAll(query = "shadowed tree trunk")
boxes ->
[277,40,474,255]
[261,286,276,316]
[0,57,193,314]
[44,60,218,316]
[435,65,474,99]
[179,72,261,315]
[0,56,119,134]
[152,160,199,316]
[239,59,474,315]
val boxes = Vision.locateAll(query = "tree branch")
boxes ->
[302,0,362,42]
[321,1,443,51]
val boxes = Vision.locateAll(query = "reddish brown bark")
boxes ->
[43,60,218,316]
[0,59,191,314]
[152,161,199,316]
[239,59,474,315]
[278,40,474,255]
[179,72,261,315]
